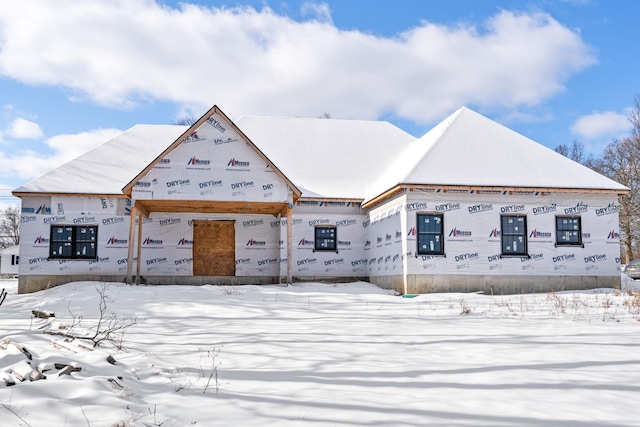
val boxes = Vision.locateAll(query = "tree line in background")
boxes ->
[556,95,640,263]
[0,206,19,249]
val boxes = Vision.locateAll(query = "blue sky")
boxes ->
[0,0,638,208]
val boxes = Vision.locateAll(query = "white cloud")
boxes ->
[0,1,596,124]
[6,118,43,139]
[0,128,122,181]
[301,2,333,24]
[570,110,631,140]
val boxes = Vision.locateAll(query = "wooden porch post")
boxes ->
[125,205,138,285]
[136,211,143,285]
[287,190,293,284]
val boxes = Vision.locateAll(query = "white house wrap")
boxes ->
[13,105,628,294]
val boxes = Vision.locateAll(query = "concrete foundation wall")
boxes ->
[18,275,282,294]
[370,274,621,295]
[20,273,621,295]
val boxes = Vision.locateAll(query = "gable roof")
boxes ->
[364,107,629,204]
[13,105,627,205]
[122,105,301,199]
[234,116,416,199]
[13,124,188,197]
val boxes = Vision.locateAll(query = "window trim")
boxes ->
[416,212,445,257]
[555,215,584,248]
[49,225,98,260]
[500,214,528,258]
[313,225,337,253]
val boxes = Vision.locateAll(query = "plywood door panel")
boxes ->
[192,220,235,276]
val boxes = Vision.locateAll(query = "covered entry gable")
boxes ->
[123,105,301,217]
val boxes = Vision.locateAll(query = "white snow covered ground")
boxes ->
[2,276,640,426]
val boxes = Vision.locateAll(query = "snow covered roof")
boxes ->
[13,125,188,196]
[13,106,628,203]
[235,116,416,199]
[364,107,628,203]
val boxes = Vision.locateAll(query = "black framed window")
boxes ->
[501,215,527,256]
[50,225,98,259]
[417,213,444,255]
[11,255,19,265]
[314,226,337,252]
[556,216,582,246]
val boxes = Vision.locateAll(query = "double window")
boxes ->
[314,225,337,252]
[501,215,528,257]
[49,225,98,260]
[417,213,444,256]
[556,216,582,246]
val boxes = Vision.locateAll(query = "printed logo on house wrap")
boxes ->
[455,252,479,270]
[33,236,50,246]
[532,204,557,215]
[206,116,227,133]
[324,258,344,272]
[468,203,492,214]
[166,179,191,195]
[102,217,125,226]
[177,238,193,247]
[449,228,472,241]
[183,131,201,142]
[336,219,357,227]
[214,137,236,145]
[595,203,620,216]
[607,230,620,240]
[405,202,428,212]
[564,202,588,215]
[553,253,576,271]
[199,179,223,195]
[159,217,182,226]
[21,215,37,223]
[143,237,163,248]
[280,218,303,227]
[146,257,168,271]
[28,256,48,272]
[22,205,51,214]
[231,181,254,196]
[500,204,525,213]
[43,216,66,224]
[73,216,96,224]
[186,157,211,170]
[529,229,552,239]
[243,219,264,228]
[106,237,128,247]
[226,158,250,170]
[246,239,266,248]
[407,227,416,239]
[435,203,460,212]
[488,228,501,239]
[520,253,544,271]
[154,158,171,169]
[584,254,607,263]
[487,254,503,270]
[298,238,314,247]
